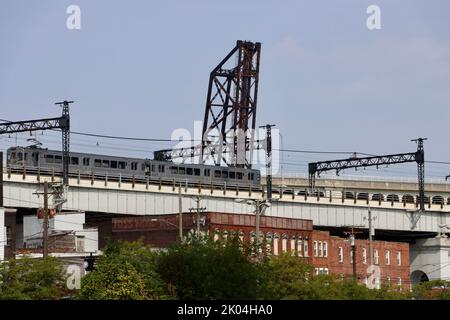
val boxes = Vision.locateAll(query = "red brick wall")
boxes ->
[310,230,410,289]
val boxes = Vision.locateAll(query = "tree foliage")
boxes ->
[0,256,67,300]
[412,280,450,300]
[80,240,169,300]
[156,237,260,300]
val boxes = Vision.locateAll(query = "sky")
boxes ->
[1,0,450,180]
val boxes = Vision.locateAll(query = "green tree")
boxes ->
[80,240,169,300]
[412,280,450,300]
[156,237,260,299]
[259,253,409,300]
[0,256,67,300]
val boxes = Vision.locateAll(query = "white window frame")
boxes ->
[323,241,328,257]
[397,251,402,266]
[350,249,354,263]
[273,235,279,256]
[338,246,343,263]
[362,247,367,264]
[304,238,309,257]
[319,241,323,257]
[297,237,303,257]
[313,241,318,257]
[385,250,391,265]
[374,249,379,265]
[282,236,288,253]
[290,238,296,256]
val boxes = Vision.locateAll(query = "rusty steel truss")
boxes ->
[155,40,261,168]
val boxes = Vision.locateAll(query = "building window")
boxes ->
[304,238,309,257]
[387,276,391,287]
[338,246,343,263]
[315,268,319,276]
[319,241,323,257]
[323,241,328,257]
[397,251,402,266]
[282,234,288,253]
[290,237,296,256]
[324,268,329,275]
[374,249,379,265]
[385,250,391,265]
[350,249,354,264]
[362,248,367,264]
[273,234,279,256]
[398,277,402,290]
[313,241,318,257]
[297,237,303,257]
[213,229,220,242]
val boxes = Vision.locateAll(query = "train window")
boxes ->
[221,171,228,179]
[229,172,235,179]
[170,166,178,174]
[71,157,79,165]
[141,163,145,171]
[179,167,186,175]
[237,172,243,180]
[186,168,193,175]
[194,168,200,176]
[83,158,90,166]
[204,169,210,176]
[17,153,23,161]
[54,155,62,164]
[110,161,118,169]
[94,159,102,167]
[151,165,155,172]
[131,162,138,170]
[102,160,110,168]
[214,170,221,178]
[118,161,126,169]
[44,154,54,163]
[158,165,165,173]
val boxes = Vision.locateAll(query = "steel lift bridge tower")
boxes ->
[155,40,262,169]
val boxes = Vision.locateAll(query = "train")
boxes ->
[5,145,261,188]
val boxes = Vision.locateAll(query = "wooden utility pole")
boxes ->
[0,151,3,208]
[43,181,49,258]
[368,207,374,267]
[178,184,183,243]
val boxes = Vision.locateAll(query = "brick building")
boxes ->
[103,211,410,288]
[311,230,410,289]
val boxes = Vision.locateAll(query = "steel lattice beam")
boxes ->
[0,100,72,186]
[308,138,426,210]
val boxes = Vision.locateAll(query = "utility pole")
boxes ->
[0,151,3,208]
[350,233,356,280]
[368,206,374,267]
[43,181,49,258]
[178,183,183,243]
[259,124,275,200]
[190,196,206,239]
[255,200,261,256]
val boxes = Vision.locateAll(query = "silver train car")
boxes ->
[6,146,261,188]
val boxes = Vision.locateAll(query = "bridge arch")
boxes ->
[410,270,429,285]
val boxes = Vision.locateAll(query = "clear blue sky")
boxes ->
[1,0,449,179]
